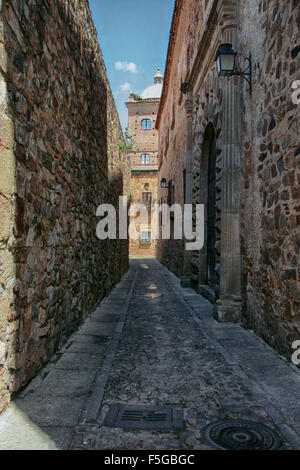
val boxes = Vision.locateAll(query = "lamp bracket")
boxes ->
[232,53,252,95]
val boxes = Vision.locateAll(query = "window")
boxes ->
[171,103,175,130]
[140,229,152,244]
[183,169,186,204]
[160,198,163,227]
[164,131,169,158]
[142,192,152,207]
[168,180,175,221]
[141,154,150,165]
[142,119,151,130]
[167,180,175,207]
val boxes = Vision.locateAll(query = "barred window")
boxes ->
[142,192,152,207]
[140,230,152,244]
[142,119,151,130]
[141,154,150,165]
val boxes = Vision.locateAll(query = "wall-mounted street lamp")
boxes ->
[216,43,252,95]
[161,178,168,189]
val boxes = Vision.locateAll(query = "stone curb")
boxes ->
[159,261,300,450]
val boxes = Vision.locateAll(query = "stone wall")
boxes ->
[0,0,129,411]
[157,0,300,360]
[0,13,15,410]
[127,102,159,151]
[238,0,300,358]
[156,0,190,277]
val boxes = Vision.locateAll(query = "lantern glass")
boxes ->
[161,178,167,189]
[216,44,237,75]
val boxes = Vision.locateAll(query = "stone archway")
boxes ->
[198,123,217,295]
[206,125,217,289]
[192,68,243,323]
[182,0,243,322]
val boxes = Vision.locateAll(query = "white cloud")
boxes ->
[115,61,137,73]
[120,82,131,92]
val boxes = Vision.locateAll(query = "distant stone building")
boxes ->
[126,70,163,258]
[157,0,300,360]
[0,0,130,413]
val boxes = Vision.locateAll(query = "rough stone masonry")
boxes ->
[157,0,300,361]
[0,0,130,413]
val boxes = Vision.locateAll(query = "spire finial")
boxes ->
[154,67,163,84]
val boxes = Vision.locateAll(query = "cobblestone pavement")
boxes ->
[1,260,300,450]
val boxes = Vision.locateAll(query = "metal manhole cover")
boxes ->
[202,419,281,450]
[103,404,184,430]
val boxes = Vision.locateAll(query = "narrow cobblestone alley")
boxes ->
[0,260,300,450]
[1,0,299,456]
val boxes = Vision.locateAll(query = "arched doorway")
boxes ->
[207,127,217,288]
[197,123,217,296]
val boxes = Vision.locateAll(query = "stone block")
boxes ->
[0,196,11,240]
[56,352,104,371]
[0,250,15,288]
[0,115,14,148]
[0,148,15,196]
[37,369,95,398]
[0,294,12,336]
[77,321,115,338]
[14,395,86,427]
[0,340,5,365]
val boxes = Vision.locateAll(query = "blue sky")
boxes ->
[89,0,174,132]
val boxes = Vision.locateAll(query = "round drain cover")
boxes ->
[202,419,281,450]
